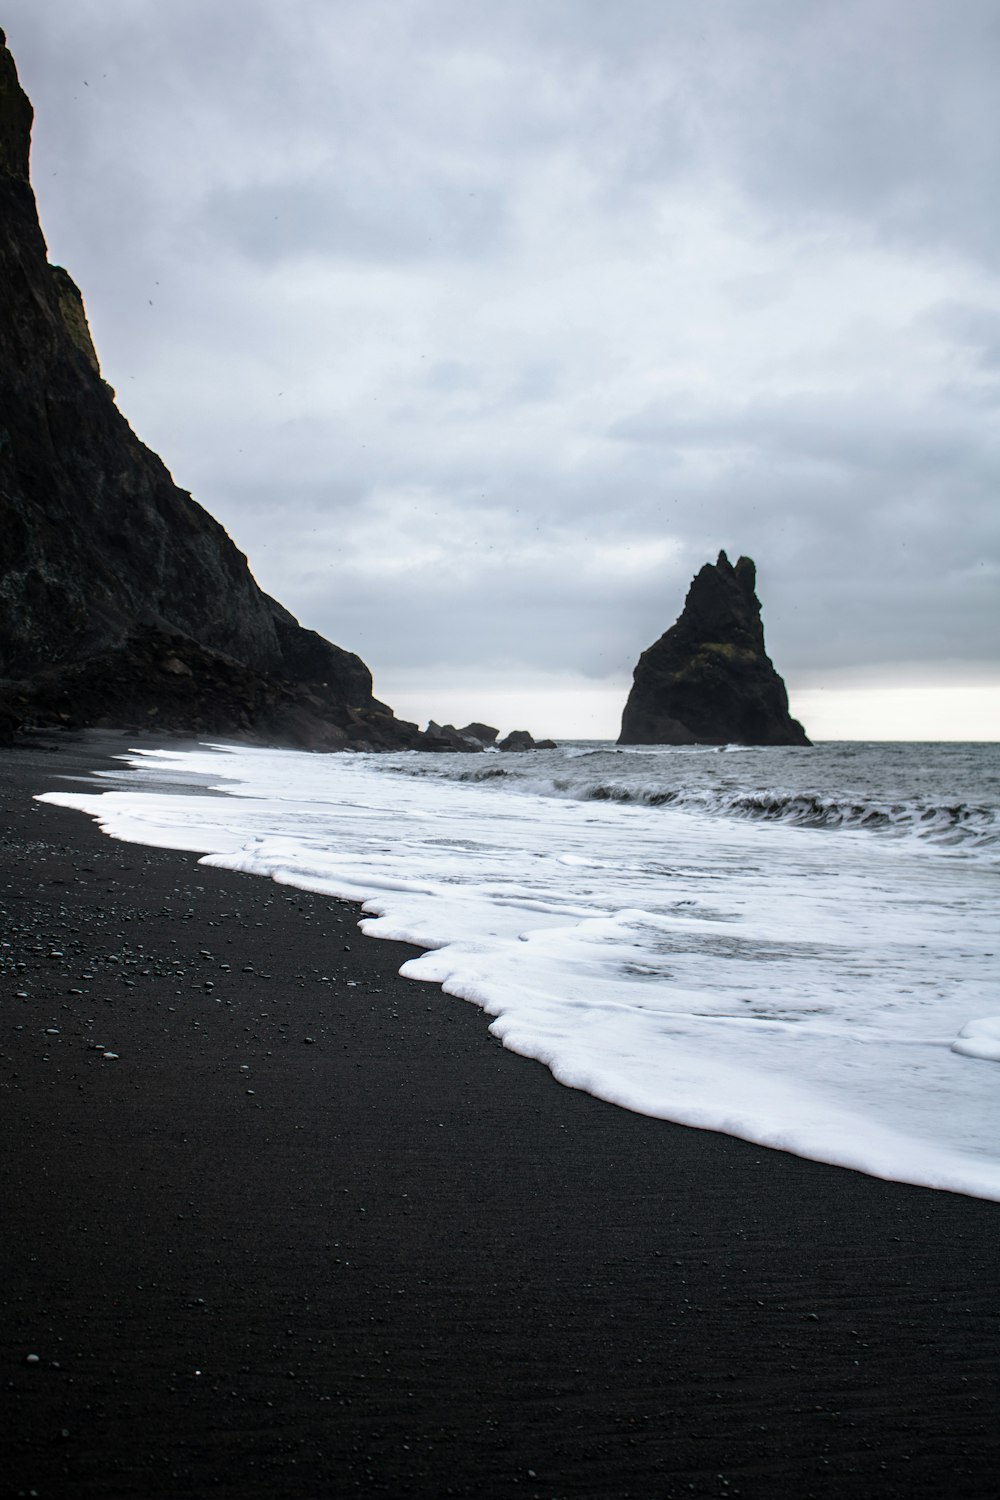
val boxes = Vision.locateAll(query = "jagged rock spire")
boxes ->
[618,553,810,746]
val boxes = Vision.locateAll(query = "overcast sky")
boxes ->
[6,0,999,738]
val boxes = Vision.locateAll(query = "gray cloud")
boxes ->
[204,169,510,268]
[927,301,1000,373]
[3,0,998,734]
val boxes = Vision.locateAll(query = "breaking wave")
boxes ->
[449,767,999,851]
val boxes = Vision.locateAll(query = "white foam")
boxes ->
[952,1017,1000,1063]
[38,739,1000,1202]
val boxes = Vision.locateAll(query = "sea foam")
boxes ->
[39,739,1000,1202]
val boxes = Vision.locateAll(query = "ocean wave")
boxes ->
[447,766,998,849]
[588,783,998,848]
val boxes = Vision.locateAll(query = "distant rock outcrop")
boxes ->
[423,722,483,752]
[0,34,425,750]
[457,722,499,747]
[618,552,810,747]
[498,730,557,752]
[421,722,556,753]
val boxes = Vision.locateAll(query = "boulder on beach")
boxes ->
[618,552,810,747]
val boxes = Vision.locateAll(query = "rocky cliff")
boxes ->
[0,33,424,750]
[618,552,810,746]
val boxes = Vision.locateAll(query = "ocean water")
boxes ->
[40,739,1000,1201]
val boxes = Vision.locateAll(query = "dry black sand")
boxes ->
[2,731,999,1499]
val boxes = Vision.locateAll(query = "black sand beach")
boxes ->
[2,732,999,1499]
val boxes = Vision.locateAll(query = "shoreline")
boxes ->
[3,730,999,1498]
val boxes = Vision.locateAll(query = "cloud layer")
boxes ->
[6,0,999,735]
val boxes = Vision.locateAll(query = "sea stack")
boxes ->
[618,552,810,746]
[0,33,423,750]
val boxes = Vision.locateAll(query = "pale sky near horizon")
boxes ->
[5,1,999,740]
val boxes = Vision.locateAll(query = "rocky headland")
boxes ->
[619,551,810,746]
[0,33,429,751]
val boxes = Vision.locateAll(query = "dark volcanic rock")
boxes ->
[618,552,810,747]
[498,730,533,752]
[495,730,557,751]
[457,722,499,747]
[0,34,423,751]
[498,730,537,752]
[423,721,483,753]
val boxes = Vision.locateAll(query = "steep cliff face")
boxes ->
[0,33,422,749]
[618,552,810,746]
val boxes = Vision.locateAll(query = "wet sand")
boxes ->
[2,731,998,1498]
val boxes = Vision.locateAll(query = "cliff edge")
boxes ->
[618,552,810,746]
[0,33,423,750]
